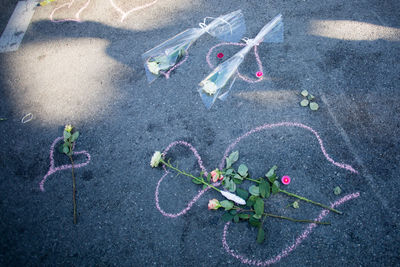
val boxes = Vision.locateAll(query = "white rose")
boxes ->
[150,151,162,167]
[202,80,218,95]
[147,61,160,75]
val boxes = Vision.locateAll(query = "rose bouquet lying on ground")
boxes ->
[151,150,341,244]
[142,9,246,83]
[198,14,284,109]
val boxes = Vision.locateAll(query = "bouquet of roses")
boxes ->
[151,149,342,244]
[142,9,246,83]
[198,14,284,109]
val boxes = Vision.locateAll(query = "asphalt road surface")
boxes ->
[0,0,399,266]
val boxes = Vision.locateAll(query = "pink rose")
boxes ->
[211,170,219,183]
[208,199,221,210]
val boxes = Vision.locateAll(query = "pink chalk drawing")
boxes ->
[206,42,264,84]
[49,0,158,23]
[39,136,91,191]
[154,122,359,265]
[159,52,189,80]
[222,192,360,266]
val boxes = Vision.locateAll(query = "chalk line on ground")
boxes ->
[0,0,37,53]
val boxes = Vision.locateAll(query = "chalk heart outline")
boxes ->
[206,42,264,84]
[154,122,359,265]
[39,136,91,191]
[109,0,158,22]
[50,0,91,23]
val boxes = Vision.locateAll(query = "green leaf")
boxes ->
[230,210,237,215]
[247,195,257,207]
[233,174,242,180]
[253,214,262,219]
[238,164,248,177]
[234,214,240,223]
[334,186,342,195]
[220,200,234,210]
[221,212,234,222]
[272,181,280,194]
[63,146,69,154]
[249,185,260,196]
[192,178,203,185]
[249,216,261,227]
[265,166,278,179]
[307,94,315,101]
[259,178,270,198]
[233,178,243,185]
[63,131,71,140]
[70,131,79,142]
[225,168,233,176]
[226,158,232,169]
[206,173,211,183]
[202,184,208,190]
[293,201,299,209]
[257,226,265,244]
[254,198,264,216]
[301,90,309,97]
[300,99,309,107]
[228,151,239,163]
[239,214,250,220]
[236,187,249,200]
[224,179,236,192]
[310,102,319,111]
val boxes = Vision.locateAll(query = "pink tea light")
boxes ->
[281,175,291,185]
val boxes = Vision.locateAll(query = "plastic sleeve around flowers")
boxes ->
[142,10,246,83]
[198,14,283,109]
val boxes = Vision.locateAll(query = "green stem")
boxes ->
[264,213,330,224]
[244,177,260,183]
[69,144,77,224]
[235,207,330,225]
[160,159,221,192]
[243,177,342,214]
[279,189,342,214]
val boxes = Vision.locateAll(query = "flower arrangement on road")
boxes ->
[63,124,80,224]
[142,10,246,83]
[151,149,342,244]
[198,14,284,109]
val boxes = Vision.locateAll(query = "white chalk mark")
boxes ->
[109,0,158,22]
[21,113,34,123]
[0,0,37,53]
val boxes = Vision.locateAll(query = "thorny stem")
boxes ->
[234,207,330,225]
[69,143,77,224]
[243,177,342,214]
[160,159,221,192]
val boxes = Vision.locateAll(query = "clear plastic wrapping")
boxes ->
[198,14,283,109]
[142,10,246,83]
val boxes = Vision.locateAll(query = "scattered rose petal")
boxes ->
[217,53,224,58]
[256,71,263,77]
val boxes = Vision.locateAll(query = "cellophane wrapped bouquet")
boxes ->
[142,10,246,83]
[198,14,284,109]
